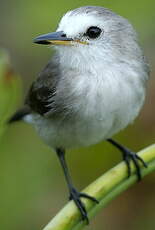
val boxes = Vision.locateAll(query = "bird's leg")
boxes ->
[107,139,147,181]
[56,148,98,223]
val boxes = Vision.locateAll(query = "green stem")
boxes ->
[43,144,155,230]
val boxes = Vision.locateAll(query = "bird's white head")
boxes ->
[57,6,132,47]
[34,6,148,78]
[34,6,136,49]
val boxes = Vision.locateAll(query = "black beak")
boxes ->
[33,31,73,45]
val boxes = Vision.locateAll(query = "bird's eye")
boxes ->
[85,26,102,39]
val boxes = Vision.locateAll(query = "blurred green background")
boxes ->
[0,0,155,229]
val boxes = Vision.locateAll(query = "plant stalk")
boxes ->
[43,144,155,230]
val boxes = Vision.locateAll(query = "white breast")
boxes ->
[27,62,146,149]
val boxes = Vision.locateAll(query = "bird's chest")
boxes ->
[61,72,129,119]
[34,71,145,149]
[60,71,145,136]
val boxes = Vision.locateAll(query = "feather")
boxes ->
[8,106,31,123]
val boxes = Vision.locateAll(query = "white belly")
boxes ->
[25,74,146,149]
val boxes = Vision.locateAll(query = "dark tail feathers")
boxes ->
[8,106,31,124]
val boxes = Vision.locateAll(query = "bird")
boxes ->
[9,6,149,223]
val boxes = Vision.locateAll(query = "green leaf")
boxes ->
[0,49,21,137]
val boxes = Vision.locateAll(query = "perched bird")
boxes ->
[9,6,149,222]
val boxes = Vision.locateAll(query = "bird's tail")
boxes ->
[8,106,31,124]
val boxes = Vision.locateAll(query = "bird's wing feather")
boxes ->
[25,60,59,116]
[8,106,31,123]
[9,59,61,123]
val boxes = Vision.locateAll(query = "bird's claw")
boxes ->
[69,187,99,223]
[123,150,147,181]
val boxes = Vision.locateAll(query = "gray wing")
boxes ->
[25,60,60,116]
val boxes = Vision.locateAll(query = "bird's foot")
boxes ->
[122,148,147,181]
[69,187,99,223]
